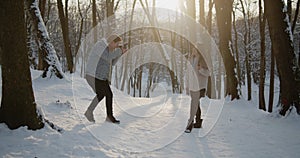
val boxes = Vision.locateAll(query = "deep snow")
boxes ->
[0,70,299,158]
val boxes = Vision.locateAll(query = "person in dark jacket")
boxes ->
[84,34,127,123]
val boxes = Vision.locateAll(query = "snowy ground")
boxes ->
[0,70,300,158]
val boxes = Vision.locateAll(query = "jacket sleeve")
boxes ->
[111,48,122,66]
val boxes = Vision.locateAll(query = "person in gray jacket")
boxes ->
[185,47,210,133]
[84,34,127,123]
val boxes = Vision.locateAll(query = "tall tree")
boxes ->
[57,0,74,73]
[120,0,137,91]
[199,0,205,26]
[264,0,300,115]
[232,2,242,92]
[92,0,97,43]
[258,0,266,111]
[139,0,178,93]
[239,0,252,101]
[215,0,239,100]
[268,47,275,113]
[0,0,44,130]
[25,0,64,79]
[206,0,214,34]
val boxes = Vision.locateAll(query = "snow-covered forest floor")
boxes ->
[0,70,299,158]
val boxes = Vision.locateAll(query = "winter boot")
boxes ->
[185,121,193,133]
[84,110,95,122]
[194,119,203,128]
[106,115,120,124]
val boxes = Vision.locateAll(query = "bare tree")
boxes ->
[232,2,242,93]
[120,0,137,92]
[215,0,240,100]
[0,0,44,130]
[206,0,214,34]
[268,47,275,113]
[57,0,74,73]
[199,0,205,26]
[139,0,178,94]
[264,0,300,115]
[239,0,252,101]
[258,0,266,111]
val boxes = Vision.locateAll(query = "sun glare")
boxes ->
[156,0,181,11]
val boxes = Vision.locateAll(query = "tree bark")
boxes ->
[239,0,252,101]
[232,5,242,89]
[57,0,74,73]
[36,0,46,71]
[287,0,292,22]
[25,0,64,79]
[268,47,275,113]
[259,0,266,111]
[0,0,44,130]
[264,0,300,115]
[215,0,239,100]
[39,0,47,19]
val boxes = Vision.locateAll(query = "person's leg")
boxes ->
[101,81,120,123]
[87,94,104,112]
[84,78,105,122]
[102,81,113,116]
[85,75,96,93]
[185,90,201,133]
[194,89,206,128]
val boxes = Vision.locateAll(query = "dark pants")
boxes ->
[86,75,113,116]
[187,88,206,128]
[196,89,206,123]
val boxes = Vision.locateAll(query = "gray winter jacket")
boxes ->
[86,39,122,81]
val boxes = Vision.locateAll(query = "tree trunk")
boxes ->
[139,0,176,93]
[206,0,213,34]
[268,47,275,113]
[146,63,154,98]
[25,0,64,79]
[287,0,292,22]
[0,0,44,130]
[239,0,252,101]
[106,0,114,17]
[232,6,242,89]
[199,0,205,26]
[264,0,300,115]
[259,0,266,111]
[57,0,73,73]
[215,0,239,100]
[92,0,98,43]
[121,0,137,91]
[37,0,46,71]
[39,0,47,19]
